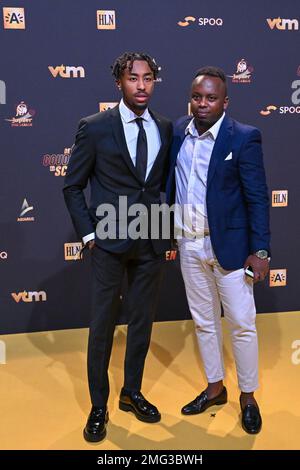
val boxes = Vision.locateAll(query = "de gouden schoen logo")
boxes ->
[3,7,25,29]
[42,147,72,177]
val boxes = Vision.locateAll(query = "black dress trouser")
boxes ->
[87,239,165,407]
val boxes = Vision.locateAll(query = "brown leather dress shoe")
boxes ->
[181,387,228,415]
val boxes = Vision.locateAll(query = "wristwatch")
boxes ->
[254,250,270,261]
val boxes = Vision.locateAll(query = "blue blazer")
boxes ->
[166,114,271,270]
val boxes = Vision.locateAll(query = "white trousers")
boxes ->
[179,236,259,392]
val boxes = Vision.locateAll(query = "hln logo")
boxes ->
[48,65,85,78]
[11,291,47,303]
[272,190,288,207]
[267,18,299,30]
[64,242,83,260]
[0,80,6,104]
[97,10,116,30]
[3,7,25,29]
[269,270,287,287]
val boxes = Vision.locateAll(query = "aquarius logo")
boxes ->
[17,198,35,222]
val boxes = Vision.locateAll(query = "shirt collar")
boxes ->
[119,98,152,124]
[185,112,226,141]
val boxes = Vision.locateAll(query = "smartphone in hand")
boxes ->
[244,266,254,278]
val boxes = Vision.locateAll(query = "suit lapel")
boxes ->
[110,105,140,181]
[207,115,233,189]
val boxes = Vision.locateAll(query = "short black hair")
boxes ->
[194,66,227,94]
[111,52,159,80]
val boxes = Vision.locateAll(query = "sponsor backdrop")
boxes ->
[0,0,299,334]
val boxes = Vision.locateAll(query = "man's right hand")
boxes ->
[88,240,96,250]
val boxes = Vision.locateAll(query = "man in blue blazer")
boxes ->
[167,66,270,434]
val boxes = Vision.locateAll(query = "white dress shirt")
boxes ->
[82,99,161,244]
[175,113,225,239]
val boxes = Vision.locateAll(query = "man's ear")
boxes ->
[116,80,121,91]
[224,96,229,110]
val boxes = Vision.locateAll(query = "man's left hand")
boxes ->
[244,255,269,283]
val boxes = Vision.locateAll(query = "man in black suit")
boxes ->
[63,52,172,442]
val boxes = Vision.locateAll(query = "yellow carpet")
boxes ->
[0,312,299,450]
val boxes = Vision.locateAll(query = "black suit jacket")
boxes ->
[63,105,173,254]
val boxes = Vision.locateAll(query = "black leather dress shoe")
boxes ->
[181,387,228,415]
[119,388,161,423]
[240,399,262,434]
[83,406,109,442]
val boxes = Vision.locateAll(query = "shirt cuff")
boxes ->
[82,232,95,245]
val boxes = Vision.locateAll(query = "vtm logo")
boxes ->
[48,65,85,78]
[11,290,47,303]
[267,17,299,30]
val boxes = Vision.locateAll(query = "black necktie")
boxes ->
[135,118,148,181]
